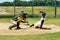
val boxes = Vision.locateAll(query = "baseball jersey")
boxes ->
[12,15,23,22]
[23,13,28,18]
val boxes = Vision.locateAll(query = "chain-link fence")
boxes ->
[0,0,60,18]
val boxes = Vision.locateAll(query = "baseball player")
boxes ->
[30,11,46,29]
[9,11,29,30]
[9,13,23,30]
[20,11,29,25]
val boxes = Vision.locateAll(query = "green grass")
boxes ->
[0,18,60,26]
[29,18,60,26]
[45,18,60,26]
[0,32,60,40]
[0,18,11,23]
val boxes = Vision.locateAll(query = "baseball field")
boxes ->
[0,6,60,40]
[0,18,60,40]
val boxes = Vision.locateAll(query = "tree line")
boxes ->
[0,0,60,6]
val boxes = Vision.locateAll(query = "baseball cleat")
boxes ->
[9,27,12,30]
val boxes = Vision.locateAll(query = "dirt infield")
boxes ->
[0,23,60,35]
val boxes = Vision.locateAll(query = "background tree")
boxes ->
[13,0,21,6]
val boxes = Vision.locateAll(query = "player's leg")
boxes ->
[9,24,17,30]
[30,20,41,28]
[30,24,34,27]
[9,20,17,30]
[25,18,29,25]
[16,22,21,29]
[22,18,29,25]
[40,20,44,28]
[26,20,29,25]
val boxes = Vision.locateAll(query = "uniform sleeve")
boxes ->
[12,16,18,21]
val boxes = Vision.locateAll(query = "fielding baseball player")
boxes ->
[9,11,29,30]
[9,13,23,30]
[20,11,29,25]
[30,11,46,28]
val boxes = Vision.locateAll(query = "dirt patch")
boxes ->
[0,23,60,35]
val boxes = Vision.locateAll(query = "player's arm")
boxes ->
[17,16,23,22]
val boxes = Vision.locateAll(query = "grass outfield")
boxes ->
[0,32,60,40]
[0,18,60,26]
